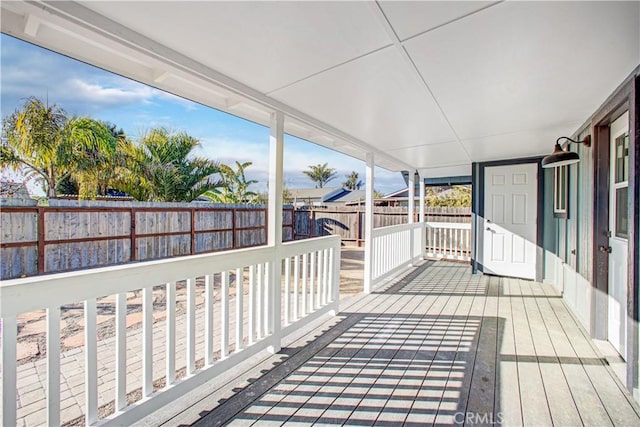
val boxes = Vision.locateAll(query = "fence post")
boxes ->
[232,207,237,249]
[190,208,196,255]
[37,207,45,274]
[130,208,136,262]
[356,211,362,247]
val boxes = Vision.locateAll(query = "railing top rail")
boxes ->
[371,221,424,237]
[0,235,340,318]
[425,221,472,229]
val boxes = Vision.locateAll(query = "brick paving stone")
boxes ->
[60,404,83,423]
[18,388,46,407]
[16,371,41,389]
[18,378,44,395]
[17,341,40,360]
[18,319,47,337]
[60,396,76,410]
[16,310,46,323]
[62,332,84,349]
[16,399,46,418]
[126,311,143,328]
[23,409,47,427]
[78,314,111,327]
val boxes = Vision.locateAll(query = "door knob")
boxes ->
[599,245,612,254]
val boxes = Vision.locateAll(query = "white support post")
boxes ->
[364,152,375,294]
[408,171,415,263]
[419,171,426,258]
[267,110,284,353]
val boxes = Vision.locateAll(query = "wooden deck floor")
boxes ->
[154,261,640,426]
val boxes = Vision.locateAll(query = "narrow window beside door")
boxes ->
[554,165,568,217]
[614,133,629,238]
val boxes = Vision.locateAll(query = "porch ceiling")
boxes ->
[2,1,639,176]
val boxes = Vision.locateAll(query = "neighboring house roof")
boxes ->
[289,187,343,202]
[0,181,30,198]
[289,188,367,205]
[384,188,410,199]
[327,189,366,203]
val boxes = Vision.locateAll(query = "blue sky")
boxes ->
[0,34,406,196]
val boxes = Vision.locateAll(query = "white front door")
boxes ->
[483,163,538,280]
[608,111,629,358]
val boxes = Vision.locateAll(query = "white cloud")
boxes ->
[66,78,156,107]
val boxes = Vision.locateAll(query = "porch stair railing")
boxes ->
[0,235,341,427]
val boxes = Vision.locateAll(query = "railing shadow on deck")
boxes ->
[189,262,506,426]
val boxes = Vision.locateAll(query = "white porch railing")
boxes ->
[371,222,424,287]
[0,235,340,426]
[369,221,472,289]
[425,221,471,261]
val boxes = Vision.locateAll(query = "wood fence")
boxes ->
[0,200,470,279]
[294,206,471,246]
[0,201,293,279]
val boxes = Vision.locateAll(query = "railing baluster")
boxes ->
[316,250,323,309]
[284,258,290,325]
[235,267,243,351]
[309,251,315,311]
[1,316,17,426]
[221,271,229,358]
[85,298,98,425]
[115,292,127,409]
[293,255,299,320]
[186,278,196,375]
[256,264,263,338]
[166,282,176,385]
[46,307,60,426]
[263,262,270,336]
[324,248,330,305]
[302,253,308,316]
[248,265,255,344]
[205,274,214,365]
[143,286,153,395]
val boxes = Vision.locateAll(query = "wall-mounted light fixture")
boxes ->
[541,135,591,168]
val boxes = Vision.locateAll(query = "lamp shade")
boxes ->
[541,143,580,168]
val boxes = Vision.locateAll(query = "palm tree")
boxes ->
[1,97,117,198]
[63,117,118,199]
[203,161,258,203]
[343,171,363,190]
[116,128,222,202]
[1,97,68,197]
[303,163,337,188]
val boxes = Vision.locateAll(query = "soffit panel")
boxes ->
[386,141,470,169]
[270,46,458,152]
[82,1,391,94]
[405,1,640,148]
[379,0,497,41]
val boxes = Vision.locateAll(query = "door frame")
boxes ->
[471,156,545,282]
[591,73,639,393]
